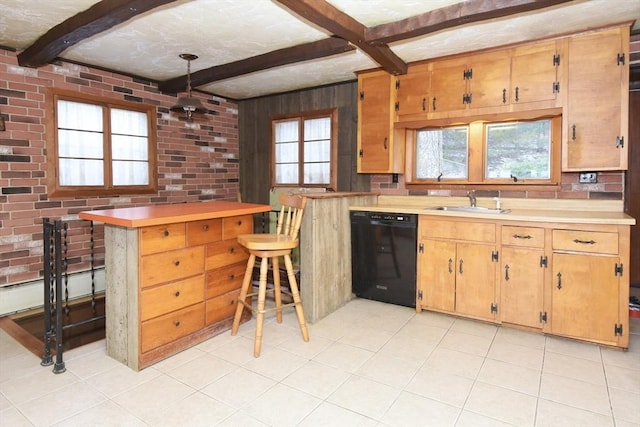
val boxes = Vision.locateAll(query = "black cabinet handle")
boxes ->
[557,272,562,290]
[505,264,510,281]
[571,124,576,141]
[432,97,436,111]
[174,320,181,327]
[502,88,507,104]
[573,239,596,245]
[459,259,464,274]
[383,137,388,150]
[164,230,169,237]
[174,260,180,266]
[513,234,532,239]
[515,86,519,102]
[448,258,453,274]
[174,291,180,297]
[422,97,426,111]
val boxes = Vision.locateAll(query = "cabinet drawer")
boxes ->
[140,275,204,321]
[553,229,618,255]
[140,223,185,256]
[206,289,243,326]
[207,261,247,299]
[141,302,205,353]
[420,219,495,243]
[141,246,205,288]
[186,219,222,246]
[222,215,253,240]
[206,240,249,270]
[502,226,545,248]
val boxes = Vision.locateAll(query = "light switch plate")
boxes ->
[579,172,597,183]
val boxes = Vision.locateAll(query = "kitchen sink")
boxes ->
[425,206,511,214]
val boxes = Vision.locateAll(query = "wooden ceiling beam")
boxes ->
[366,0,576,45]
[17,0,179,68]
[275,0,407,75]
[158,37,356,94]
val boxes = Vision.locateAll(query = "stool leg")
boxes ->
[254,256,269,357]
[272,256,283,323]
[284,254,309,342]
[231,254,255,335]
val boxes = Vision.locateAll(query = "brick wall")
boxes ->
[0,49,240,288]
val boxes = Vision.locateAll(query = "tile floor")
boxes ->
[1,298,639,427]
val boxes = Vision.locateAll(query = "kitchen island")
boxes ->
[79,201,271,370]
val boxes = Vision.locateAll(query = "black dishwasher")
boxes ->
[350,211,417,308]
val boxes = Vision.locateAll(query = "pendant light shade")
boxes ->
[170,53,206,121]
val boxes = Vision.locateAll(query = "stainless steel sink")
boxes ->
[425,206,511,214]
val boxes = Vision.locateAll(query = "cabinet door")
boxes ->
[565,28,629,170]
[551,253,620,344]
[511,42,559,105]
[396,64,429,118]
[455,242,497,320]
[500,247,544,329]
[419,239,456,312]
[467,52,511,109]
[357,72,394,173]
[430,60,467,114]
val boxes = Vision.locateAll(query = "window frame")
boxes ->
[405,111,561,189]
[46,88,158,198]
[270,109,338,190]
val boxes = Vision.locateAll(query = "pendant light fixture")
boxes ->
[170,53,206,121]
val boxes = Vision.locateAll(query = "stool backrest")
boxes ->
[276,194,307,240]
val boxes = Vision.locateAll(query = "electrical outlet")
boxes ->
[579,172,597,183]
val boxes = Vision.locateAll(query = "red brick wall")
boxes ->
[0,50,240,286]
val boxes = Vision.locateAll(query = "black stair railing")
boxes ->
[41,218,104,374]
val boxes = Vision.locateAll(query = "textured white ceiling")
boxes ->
[0,0,638,100]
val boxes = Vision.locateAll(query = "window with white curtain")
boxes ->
[272,110,337,188]
[47,89,157,197]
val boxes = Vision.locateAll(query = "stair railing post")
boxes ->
[41,218,53,367]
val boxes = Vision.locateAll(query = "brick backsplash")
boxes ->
[0,49,240,287]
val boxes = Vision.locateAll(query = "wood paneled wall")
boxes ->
[237,81,369,204]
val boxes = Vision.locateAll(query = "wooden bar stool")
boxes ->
[231,194,309,357]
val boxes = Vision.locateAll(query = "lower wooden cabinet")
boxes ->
[417,216,630,348]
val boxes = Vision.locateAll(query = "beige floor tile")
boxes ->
[18,381,105,427]
[200,367,275,408]
[455,410,515,427]
[62,339,106,360]
[84,363,161,398]
[381,391,460,427]
[0,406,34,427]
[535,398,614,427]
[540,372,611,416]
[543,351,606,385]
[338,324,395,352]
[195,330,241,352]
[494,326,546,349]
[0,332,30,360]
[0,392,11,411]
[609,387,640,423]
[244,383,321,426]
[144,391,236,427]
[405,366,474,408]
[282,360,350,399]
[613,420,640,427]
[277,331,333,359]
[238,316,303,348]
[298,401,378,426]
[166,352,236,389]
[412,310,456,329]
[604,364,640,393]
[51,400,147,427]
[377,333,438,363]
[424,347,485,379]
[439,330,492,357]
[64,347,122,379]
[601,346,640,370]
[0,352,42,383]
[1,365,80,405]
[487,339,544,370]
[395,319,449,345]
[465,382,537,427]
[476,358,541,396]
[450,317,498,339]
[150,345,206,373]
[313,341,374,373]
[216,410,268,427]
[357,352,422,389]
[327,375,401,420]
[306,316,349,341]
[209,335,272,365]
[243,346,308,381]
[545,336,602,361]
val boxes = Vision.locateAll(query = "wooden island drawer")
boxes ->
[420,218,496,243]
[207,262,246,299]
[206,289,243,326]
[206,240,249,270]
[222,215,253,239]
[553,229,618,254]
[186,219,222,246]
[502,225,545,248]
[140,302,205,353]
[140,275,205,321]
[141,246,205,288]
[140,223,185,255]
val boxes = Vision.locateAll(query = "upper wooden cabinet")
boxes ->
[396,63,430,119]
[357,70,404,173]
[564,27,629,171]
[511,41,561,106]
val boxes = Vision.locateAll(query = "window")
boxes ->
[272,109,337,189]
[407,114,561,186]
[47,89,157,197]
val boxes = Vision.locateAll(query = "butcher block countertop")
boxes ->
[78,201,271,228]
[350,195,636,226]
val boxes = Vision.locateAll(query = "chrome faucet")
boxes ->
[467,190,477,207]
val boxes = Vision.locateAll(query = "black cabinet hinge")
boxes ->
[614,323,623,336]
[553,54,560,66]
[540,255,548,268]
[462,93,473,104]
[540,311,548,323]
[491,250,499,262]
[616,136,624,148]
[491,303,498,314]
[553,82,560,94]
[615,263,623,276]
[396,79,400,90]
[617,53,625,65]
[359,91,364,100]
[463,68,473,79]
[395,101,399,112]
[418,290,423,300]
[419,243,424,254]
[359,149,363,158]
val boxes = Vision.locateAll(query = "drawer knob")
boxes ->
[164,230,169,237]
[573,239,596,245]
[513,234,532,239]
[203,224,209,231]
[175,291,180,297]
[229,247,235,254]
[174,320,181,327]
[174,260,180,266]
[229,274,235,280]
[237,220,242,226]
